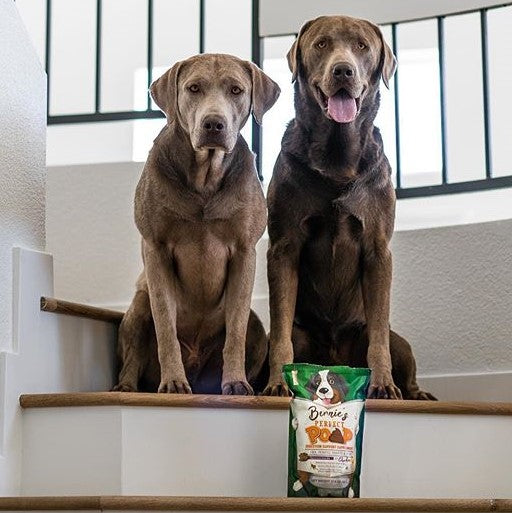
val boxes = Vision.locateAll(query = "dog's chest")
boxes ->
[298,198,365,313]
[303,198,364,260]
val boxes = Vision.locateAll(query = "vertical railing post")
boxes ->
[95,0,102,113]
[437,16,448,184]
[251,0,263,181]
[391,23,402,190]
[45,0,52,116]
[199,0,205,54]
[147,0,153,110]
[480,8,493,179]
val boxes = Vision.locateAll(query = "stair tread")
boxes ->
[18,392,512,414]
[19,392,290,410]
[40,296,124,323]
[0,496,510,512]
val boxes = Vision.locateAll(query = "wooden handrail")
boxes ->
[40,296,124,323]
[18,393,512,415]
[0,496,510,512]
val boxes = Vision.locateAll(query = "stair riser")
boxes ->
[361,412,512,498]
[22,407,288,497]
[21,406,512,498]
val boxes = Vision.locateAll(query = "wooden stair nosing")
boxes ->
[18,392,512,415]
[18,392,290,411]
[0,497,510,512]
[40,296,124,324]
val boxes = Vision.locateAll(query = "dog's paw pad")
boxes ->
[158,380,192,394]
[222,381,254,396]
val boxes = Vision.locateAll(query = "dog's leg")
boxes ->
[143,242,191,394]
[263,240,299,396]
[113,288,151,392]
[390,331,437,400]
[291,324,314,363]
[362,237,402,399]
[245,310,268,393]
[222,248,258,395]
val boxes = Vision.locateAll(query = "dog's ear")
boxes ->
[379,35,397,89]
[339,376,349,397]
[305,374,318,397]
[150,61,183,122]
[246,62,281,125]
[367,22,397,89]
[287,18,316,82]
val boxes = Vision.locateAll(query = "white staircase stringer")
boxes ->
[0,247,118,495]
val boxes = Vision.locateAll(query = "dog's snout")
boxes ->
[333,62,355,79]
[203,116,225,133]
[318,387,329,394]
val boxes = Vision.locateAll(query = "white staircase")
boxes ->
[16,393,512,499]
[1,248,512,512]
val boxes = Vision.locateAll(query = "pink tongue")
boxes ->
[327,92,357,123]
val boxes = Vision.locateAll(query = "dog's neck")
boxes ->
[193,148,227,193]
[155,122,237,194]
[288,79,385,182]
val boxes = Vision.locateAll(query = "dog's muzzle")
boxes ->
[197,115,232,150]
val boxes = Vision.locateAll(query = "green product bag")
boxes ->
[283,363,371,498]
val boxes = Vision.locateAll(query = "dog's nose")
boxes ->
[319,387,329,394]
[333,62,355,79]
[203,116,225,132]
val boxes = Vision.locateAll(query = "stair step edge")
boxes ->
[0,497,510,512]
[18,392,512,415]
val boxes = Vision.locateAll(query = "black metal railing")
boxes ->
[42,0,512,197]
[44,0,263,178]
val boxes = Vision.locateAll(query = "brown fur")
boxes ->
[114,54,280,395]
[263,16,435,400]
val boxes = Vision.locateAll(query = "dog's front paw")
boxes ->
[158,379,192,394]
[409,389,437,401]
[261,381,292,397]
[368,373,402,400]
[112,382,137,392]
[222,380,254,396]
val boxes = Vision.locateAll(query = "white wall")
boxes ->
[46,162,143,307]
[0,0,45,494]
[391,219,512,376]
[0,0,46,352]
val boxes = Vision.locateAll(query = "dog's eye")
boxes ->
[188,84,199,93]
[328,378,335,385]
[316,40,327,49]
[231,86,242,95]
[357,42,367,50]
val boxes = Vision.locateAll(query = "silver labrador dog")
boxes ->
[114,54,280,395]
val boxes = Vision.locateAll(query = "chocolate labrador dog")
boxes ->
[114,54,280,395]
[264,16,434,400]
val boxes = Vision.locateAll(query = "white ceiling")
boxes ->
[259,0,509,36]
